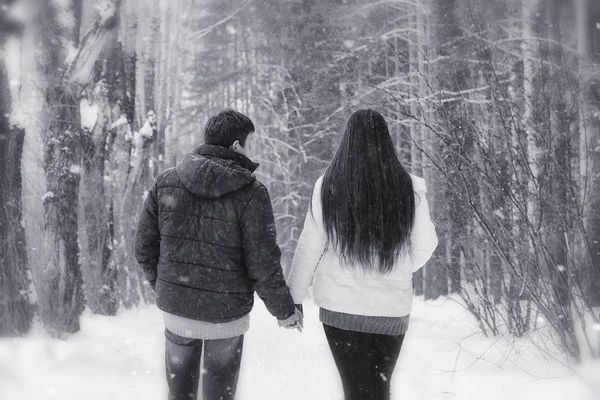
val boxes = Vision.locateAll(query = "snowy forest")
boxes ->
[1,0,600,390]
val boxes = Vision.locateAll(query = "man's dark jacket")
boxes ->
[135,144,295,322]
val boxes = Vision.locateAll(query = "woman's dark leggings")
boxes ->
[323,324,405,400]
[164,329,244,400]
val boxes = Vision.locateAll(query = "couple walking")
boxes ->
[135,108,438,400]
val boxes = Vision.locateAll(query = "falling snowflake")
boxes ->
[163,194,177,207]
[556,265,566,272]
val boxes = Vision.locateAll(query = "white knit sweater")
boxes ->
[287,174,438,318]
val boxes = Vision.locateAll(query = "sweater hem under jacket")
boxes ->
[319,308,409,336]
[314,297,413,318]
[163,312,250,340]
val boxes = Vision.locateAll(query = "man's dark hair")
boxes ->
[204,109,255,148]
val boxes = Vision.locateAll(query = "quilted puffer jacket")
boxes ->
[135,144,295,322]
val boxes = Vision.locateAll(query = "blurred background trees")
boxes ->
[1,0,599,360]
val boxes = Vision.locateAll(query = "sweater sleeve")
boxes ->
[241,185,295,320]
[135,182,160,289]
[409,176,438,272]
[287,176,327,304]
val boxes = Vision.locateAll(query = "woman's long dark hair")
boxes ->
[321,109,415,274]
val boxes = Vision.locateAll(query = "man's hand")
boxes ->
[277,305,303,332]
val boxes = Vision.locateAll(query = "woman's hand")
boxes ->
[277,305,304,332]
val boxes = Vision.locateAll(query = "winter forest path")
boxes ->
[0,297,597,400]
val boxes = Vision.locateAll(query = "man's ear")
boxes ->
[230,140,241,151]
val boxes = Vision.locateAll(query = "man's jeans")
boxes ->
[165,329,244,400]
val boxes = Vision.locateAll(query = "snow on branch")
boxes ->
[95,0,117,27]
[380,27,419,41]
[342,0,426,19]
[64,0,120,87]
[185,0,251,41]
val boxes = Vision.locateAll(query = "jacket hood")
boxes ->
[176,144,259,198]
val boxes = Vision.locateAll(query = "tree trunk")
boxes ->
[577,0,600,310]
[79,80,119,315]
[434,0,466,295]
[0,3,33,336]
[38,0,86,336]
[106,113,142,307]
[72,1,124,315]
[423,0,460,300]
[409,3,426,296]
[0,127,31,336]
[543,0,580,361]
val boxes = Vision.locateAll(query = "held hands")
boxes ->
[277,305,304,332]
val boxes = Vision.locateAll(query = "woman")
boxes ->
[287,109,438,399]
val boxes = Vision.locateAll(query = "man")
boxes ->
[135,109,303,400]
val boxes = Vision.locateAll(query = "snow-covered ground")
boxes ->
[0,296,598,400]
